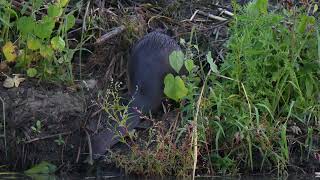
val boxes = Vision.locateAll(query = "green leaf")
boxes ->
[24,161,57,174]
[169,50,184,74]
[206,51,218,73]
[36,120,41,128]
[51,36,65,51]
[27,68,37,78]
[313,4,318,14]
[164,74,188,102]
[193,44,199,53]
[34,16,55,39]
[32,0,44,10]
[27,38,41,50]
[184,59,194,73]
[2,41,18,62]
[58,0,69,7]
[48,4,62,17]
[297,15,315,33]
[65,14,75,31]
[40,45,54,58]
[256,0,268,14]
[16,16,35,35]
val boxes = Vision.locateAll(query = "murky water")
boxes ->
[1,174,319,180]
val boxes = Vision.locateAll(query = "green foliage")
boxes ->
[184,59,194,73]
[31,120,42,134]
[204,0,320,175]
[24,161,57,174]
[54,135,65,146]
[206,51,218,73]
[164,50,189,102]
[1,0,78,83]
[169,50,185,73]
[164,74,188,102]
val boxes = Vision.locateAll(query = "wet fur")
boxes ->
[91,32,182,158]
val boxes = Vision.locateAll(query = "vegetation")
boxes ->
[0,0,319,178]
[111,0,320,177]
[0,0,88,83]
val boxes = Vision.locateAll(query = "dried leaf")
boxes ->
[3,74,25,88]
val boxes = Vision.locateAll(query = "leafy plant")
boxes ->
[54,134,65,146]
[31,120,42,134]
[1,0,78,83]
[24,161,57,174]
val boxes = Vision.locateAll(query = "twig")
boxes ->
[85,129,93,165]
[24,131,72,144]
[197,10,228,22]
[192,70,211,180]
[218,8,234,17]
[95,25,126,46]
[189,10,199,21]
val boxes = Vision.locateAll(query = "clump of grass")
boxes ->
[109,120,194,177]
[204,0,320,175]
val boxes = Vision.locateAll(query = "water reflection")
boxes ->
[0,173,318,180]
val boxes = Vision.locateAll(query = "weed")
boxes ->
[54,135,65,146]
[203,0,320,175]
[0,0,86,83]
[31,120,42,134]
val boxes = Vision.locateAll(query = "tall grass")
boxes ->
[204,0,320,175]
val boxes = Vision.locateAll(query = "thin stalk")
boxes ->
[192,70,211,180]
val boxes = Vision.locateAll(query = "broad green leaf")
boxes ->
[16,16,35,35]
[34,16,55,39]
[206,51,218,73]
[51,36,65,51]
[58,0,69,7]
[184,59,194,73]
[2,41,18,62]
[48,4,62,17]
[164,74,188,102]
[40,45,54,58]
[27,68,37,77]
[27,38,41,50]
[169,50,184,74]
[24,161,57,174]
[65,14,75,31]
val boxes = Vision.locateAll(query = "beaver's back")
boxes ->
[127,32,181,113]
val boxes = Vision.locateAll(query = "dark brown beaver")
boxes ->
[91,31,183,159]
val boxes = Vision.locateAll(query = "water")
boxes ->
[0,173,319,180]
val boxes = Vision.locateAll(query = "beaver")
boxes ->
[90,31,183,159]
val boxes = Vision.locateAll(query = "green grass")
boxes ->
[203,0,320,175]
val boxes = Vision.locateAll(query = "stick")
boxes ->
[95,25,126,46]
[197,10,228,22]
[218,8,234,17]
[24,131,72,144]
[192,70,211,180]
